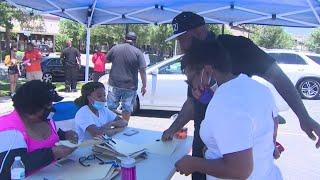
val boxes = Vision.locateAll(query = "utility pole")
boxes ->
[125,24,129,35]
[221,24,225,34]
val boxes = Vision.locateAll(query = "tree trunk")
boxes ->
[5,25,11,53]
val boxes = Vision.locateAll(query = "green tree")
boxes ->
[91,25,125,48]
[55,33,69,52]
[0,2,40,52]
[249,25,294,49]
[56,22,174,56]
[58,19,85,50]
[129,24,152,46]
[307,28,320,53]
[149,24,174,56]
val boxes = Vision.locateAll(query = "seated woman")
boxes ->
[0,80,78,179]
[74,82,127,142]
[175,40,282,179]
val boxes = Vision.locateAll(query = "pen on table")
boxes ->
[108,138,117,144]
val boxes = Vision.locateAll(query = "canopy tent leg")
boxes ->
[85,27,91,83]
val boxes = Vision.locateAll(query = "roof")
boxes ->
[5,0,320,28]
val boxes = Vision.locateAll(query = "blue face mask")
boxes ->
[198,88,214,104]
[198,69,214,104]
[92,100,105,110]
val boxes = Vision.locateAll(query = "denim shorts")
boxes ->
[107,86,137,113]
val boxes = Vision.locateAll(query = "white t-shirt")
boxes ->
[200,74,282,180]
[75,105,117,142]
[0,130,27,153]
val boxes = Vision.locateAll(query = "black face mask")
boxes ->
[42,107,54,122]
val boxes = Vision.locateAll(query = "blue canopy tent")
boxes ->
[5,0,320,82]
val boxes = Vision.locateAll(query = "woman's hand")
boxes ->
[273,146,281,159]
[175,155,196,176]
[105,127,126,137]
[110,119,128,128]
[52,145,76,159]
[103,118,128,130]
[64,130,78,144]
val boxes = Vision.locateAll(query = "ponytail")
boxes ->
[74,82,105,108]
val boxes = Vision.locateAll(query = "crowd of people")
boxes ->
[1,11,320,180]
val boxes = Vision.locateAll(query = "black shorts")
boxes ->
[8,66,19,75]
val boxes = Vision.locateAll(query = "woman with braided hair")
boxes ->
[74,82,127,142]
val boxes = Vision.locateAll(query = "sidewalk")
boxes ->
[0,91,81,116]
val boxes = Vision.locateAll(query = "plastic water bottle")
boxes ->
[121,157,136,180]
[11,156,25,180]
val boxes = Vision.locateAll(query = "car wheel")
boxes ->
[43,73,53,83]
[298,78,320,100]
[88,72,93,81]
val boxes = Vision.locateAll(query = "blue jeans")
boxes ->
[107,86,137,113]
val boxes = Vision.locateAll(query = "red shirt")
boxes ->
[92,52,106,72]
[24,49,42,72]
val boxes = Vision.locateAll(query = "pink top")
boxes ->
[92,52,106,72]
[0,110,59,153]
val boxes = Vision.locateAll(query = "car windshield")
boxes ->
[147,56,183,70]
[307,55,320,65]
[39,45,49,50]
[268,52,307,65]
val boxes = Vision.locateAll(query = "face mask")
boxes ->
[92,100,105,110]
[42,108,53,122]
[198,69,214,104]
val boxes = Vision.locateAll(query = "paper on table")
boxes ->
[111,139,146,156]
[56,139,100,148]
[143,139,180,156]
[28,160,114,180]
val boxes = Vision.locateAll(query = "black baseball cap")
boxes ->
[46,83,64,102]
[166,12,205,42]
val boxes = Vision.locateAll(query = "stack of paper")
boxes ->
[93,139,148,161]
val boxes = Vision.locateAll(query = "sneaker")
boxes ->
[71,89,77,92]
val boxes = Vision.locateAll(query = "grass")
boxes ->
[0,79,26,97]
[53,82,84,92]
[0,80,84,97]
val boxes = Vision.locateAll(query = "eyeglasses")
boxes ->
[78,154,118,167]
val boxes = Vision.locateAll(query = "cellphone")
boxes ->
[123,129,139,136]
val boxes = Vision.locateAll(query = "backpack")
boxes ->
[4,55,11,66]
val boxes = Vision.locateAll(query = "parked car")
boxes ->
[41,56,93,83]
[266,49,320,100]
[99,55,290,113]
[38,44,50,57]
[304,52,320,65]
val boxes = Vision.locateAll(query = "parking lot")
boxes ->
[0,93,319,179]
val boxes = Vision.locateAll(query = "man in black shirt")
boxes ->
[60,40,81,92]
[162,12,320,180]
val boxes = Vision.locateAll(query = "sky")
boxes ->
[283,27,314,38]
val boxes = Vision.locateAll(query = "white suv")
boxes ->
[266,49,320,100]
